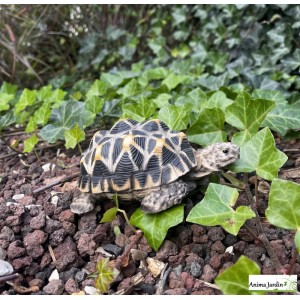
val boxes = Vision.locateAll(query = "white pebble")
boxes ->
[84,286,99,295]
[225,246,234,255]
[0,259,14,276]
[51,195,59,207]
[146,257,165,278]
[42,163,56,172]
[12,194,24,201]
[49,269,59,281]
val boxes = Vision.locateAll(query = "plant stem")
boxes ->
[118,209,137,233]
[244,173,283,273]
[286,248,299,275]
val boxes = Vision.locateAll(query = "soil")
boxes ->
[0,133,299,295]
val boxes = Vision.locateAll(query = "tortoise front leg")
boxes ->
[140,180,196,214]
[70,193,97,214]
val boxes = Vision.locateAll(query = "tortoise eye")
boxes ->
[223,149,229,154]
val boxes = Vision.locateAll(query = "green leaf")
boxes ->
[158,104,192,130]
[100,207,118,223]
[86,80,108,98]
[225,92,275,145]
[295,230,300,254]
[130,205,184,251]
[95,258,118,293]
[0,111,15,129]
[85,96,105,114]
[0,93,14,112]
[122,98,157,122]
[265,179,300,253]
[231,127,287,180]
[262,102,300,136]
[49,89,67,107]
[161,73,188,90]
[0,82,17,95]
[33,101,51,125]
[25,116,37,133]
[187,183,255,235]
[281,49,300,72]
[23,134,39,153]
[205,91,233,111]
[252,89,286,105]
[64,123,85,149]
[15,88,37,114]
[141,67,168,83]
[117,79,139,98]
[39,124,65,143]
[37,85,52,101]
[215,256,263,295]
[152,93,172,108]
[186,108,227,146]
[101,72,124,87]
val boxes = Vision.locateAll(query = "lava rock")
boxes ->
[44,219,62,234]
[77,233,96,256]
[0,247,7,260]
[207,227,225,241]
[29,278,44,289]
[156,240,178,261]
[58,209,75,223]
[164,288,188,295]
[62,221,77,236]
[140,283,156,295]
[43,279,65,295]
[49,228,67,247]
[211,241,226,254]
[92,223,114,245]
[0,226,15,249]
[12,256,32,271]
[200,265,217,283]
[190,261,202,278]
[59,267,79,283]
[6,215,21,226]
[65,278,80,294]
[75,270,87,283]
[78,211,97,234]
[7,240,26,259]
[30,211,46,229]
[223,234,238,246]
[23,230,47,249]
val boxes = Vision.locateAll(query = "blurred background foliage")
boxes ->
[1,4,300,95]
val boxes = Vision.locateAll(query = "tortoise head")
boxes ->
[190,142,240,178]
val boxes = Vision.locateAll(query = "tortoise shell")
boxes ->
[78,119,196,193]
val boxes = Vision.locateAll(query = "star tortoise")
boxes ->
[70,119,240,214]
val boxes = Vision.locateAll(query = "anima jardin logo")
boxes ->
[249,275,298,292]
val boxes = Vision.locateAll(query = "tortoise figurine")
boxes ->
[70,119,239,214]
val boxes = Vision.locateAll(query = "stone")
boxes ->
[44,219,62,234]
[0,247,7,260]
[0,226,15,242]
[49,228,67,247]
[65,278,80,294]
[55,252,78,272]
[43,279,65,295]
[6,215,21,226]
[7,240,26,259]
[223,234,238,246]
[164,288,188,295]
[23,230,47,249]
[207,227,225,241]
[49,269,59,281]
[78,211,97,233]
[59,267,79,283]
[146,257,165,278]
[0,259,14,276]
[211,241,226,254]
[140,283,156,294]
[190,261,202,278]
[77,233,96,256]
[58,209,75,223]
[84,286,99,295]
[102,244,122,257]
[200,265,217,283]
[181,271,195,289]
[122,260,137,278]
[115,233,127,248]
[30,212,46,229]
[12,194,25,201]
[40,252,52,269]
[75,270,87,283]
[92,223,114,245]
[29,278,44,289]
[130,249,147,261]
[12,256,32,270]
[156,240,178,261]
[62,221,77,236]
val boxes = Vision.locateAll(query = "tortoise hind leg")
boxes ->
[140,180,196,214]
[70,193,96,214]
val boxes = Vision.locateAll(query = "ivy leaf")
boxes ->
[205,91,233,111]
[0,93,14,112]
[0,111,15,129]
[122,98,157,122]
[198,73,228,90]
[100,207,118,223]
[186,108,227,146]
[64,123,85,149]
[152,93,172,108]
[25,116,37,133]
[117,79,139,98]
[161,73,188,90]
[86,80,108,98]
[158,104,192,130]
[130,205,184,251]
[231,127,288,180]
[265,179,300,253]
[281,49,300,72]
[141,67,168,84]
[85,96,105,114]
[225,91,275,145]
[39,125,65,143]
[33,101,51,125]
[95,258,118,293]
[15,88,37,114]
[187,184,255,235]
[252,89,286,105]
[37,85,53,101]
[215,256,263,295]
[101,72,124,87]
[49,89,67,107]
[23,134,39,153]
[0,82,17,94]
